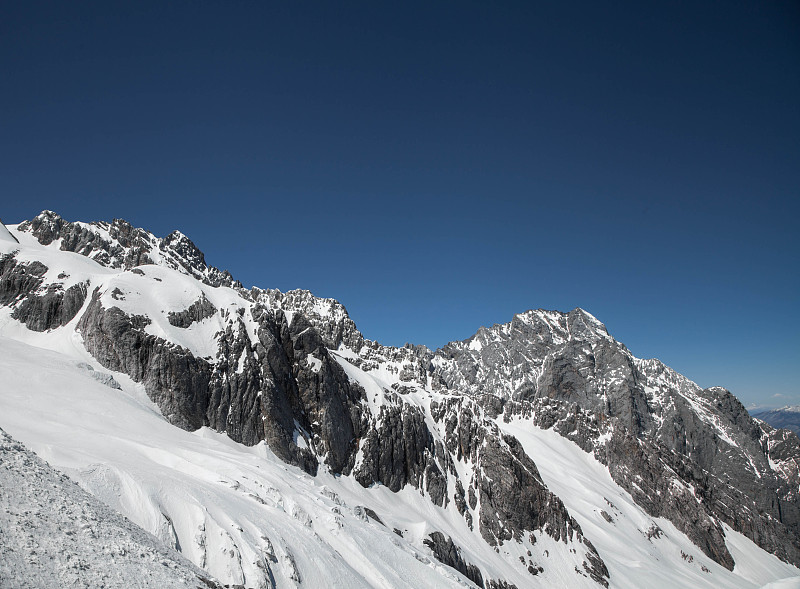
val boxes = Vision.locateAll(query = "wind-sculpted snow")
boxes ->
[0,427,224,589]
[1,211,799,588]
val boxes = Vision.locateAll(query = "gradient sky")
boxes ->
[2,1,798,408]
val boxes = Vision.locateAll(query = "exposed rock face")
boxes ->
[423,532,484,587]
[167,294,217,328]
[0,256,48,306]
[354,404,445,504]
[12,281,88,331]
[426,394,609,583]
[0,254,88,331]
[3,210,799,586]
[437,311,800,569]
[600,427,734,568]
[286,313,366,474]
[485,582,518,589]
[252,286,366,351]
[77,289,213,431]
[75,289,363,476]
[67,289,608,584]
[478,433,574,545]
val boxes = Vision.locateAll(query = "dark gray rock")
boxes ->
[17,211,238,288]
[0,254,88,331]
[287,313,366,474]
[77,289,213,431]
[167,294,217,328]
[478,433,578,546]
[485,581,518,589]
[206,308,318,473]
[161,231,207,276]
[16,209,65,245]
[75,292,370,478]
[430,396,610,585]
[12,281,88,331]
[353,404,448,506]
[0,255,47,306]
[600,426,734,569]
[438,308,800,569]
[423,531,484,588]
[6,211,799,578]
[361,507,384,525]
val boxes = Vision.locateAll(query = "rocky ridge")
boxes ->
[17,210,238,288]
[1,210,799,587]
[428,309,800,567]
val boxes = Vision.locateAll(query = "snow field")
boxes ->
[2,218,799,589]
[500,419,800,589]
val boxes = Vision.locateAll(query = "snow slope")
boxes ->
[0,334,796,588]
[0,427,223,589]
[1,213,799,588]
[0,336,481,589]
[499,419,800,589]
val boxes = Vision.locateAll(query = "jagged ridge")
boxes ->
[1,210,799,588]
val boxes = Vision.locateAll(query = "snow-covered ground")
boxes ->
[0,336,482,589]
[499,419,800,589]
[0,426,222,589]
[2,215,799,588]
[0,334,797,588]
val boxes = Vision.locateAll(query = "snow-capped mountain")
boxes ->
[1,210,799,589]
[754,407,800,436]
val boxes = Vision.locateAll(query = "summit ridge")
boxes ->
[1,211,798,589]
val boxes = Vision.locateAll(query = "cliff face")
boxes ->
[1,210,798,588]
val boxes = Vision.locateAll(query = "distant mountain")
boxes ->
[1,210,799,588]
[753,407,800,435]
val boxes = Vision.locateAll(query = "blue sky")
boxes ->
[1,1,798,407]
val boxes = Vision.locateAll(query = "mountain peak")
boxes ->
[162,229,208,272]
[14,211,237,289]
[36,209,61,219]
[2,211,798,588]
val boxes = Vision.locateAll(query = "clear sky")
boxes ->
[1,1,798,408]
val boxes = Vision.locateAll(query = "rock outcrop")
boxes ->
[423,532,485,587]
[2,210,799,586]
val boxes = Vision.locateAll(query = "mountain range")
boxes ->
[753,408,800,437]
[1,210,799,589]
